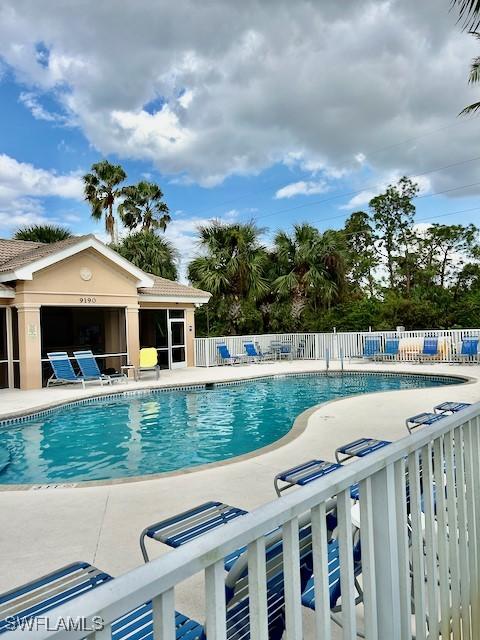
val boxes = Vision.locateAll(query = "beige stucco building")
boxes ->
[0,235,210,390]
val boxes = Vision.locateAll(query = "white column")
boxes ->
[5,306,14,389]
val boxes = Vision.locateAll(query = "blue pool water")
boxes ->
[0,373,459,484]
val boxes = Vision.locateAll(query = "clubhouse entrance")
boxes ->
[139,309,187,370]
[0,235,210,389]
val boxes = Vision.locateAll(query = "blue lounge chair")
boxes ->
[416,337,439,363]
[0,562,112,635]
[274,459,342,496]
[406,401,470,433]
[374,338,399,361]
[335,437,391,463]
[362,337,381,359]
[1,518,326,640]
[243,342,263,363]
[140,501,248,563]
[456,337,479,363]
[433,401,471,414]
[46,352,86,388]
[217,343,243,365]
[223,517,317,640]
[406,411,446,433]
[0,561,203,639]
[274,459,360,501]
[254,343,275,361]
[301,535,363,628]
[74,350,125,385]
[139,500,362,636]
[270,341,293,360]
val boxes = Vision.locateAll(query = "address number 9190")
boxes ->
[79,297,97,303]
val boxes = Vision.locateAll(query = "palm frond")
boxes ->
[459,99,480,114]
[451,0,480,30]
[469,56,480,83]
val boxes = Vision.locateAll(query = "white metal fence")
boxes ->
[195,329,480,366]
[9,404,480,639]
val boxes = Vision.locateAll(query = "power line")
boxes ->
[306,179,480,228]
[254,154,480,223]
[186,114,480,218]
[314,205,480,243]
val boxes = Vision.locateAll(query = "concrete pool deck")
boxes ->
[0,359,478,635]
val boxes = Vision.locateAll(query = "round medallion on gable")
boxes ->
[80,267,92,281]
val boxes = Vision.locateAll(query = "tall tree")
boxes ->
[13,225,73,243]
[119,181,171,232]
[369,177,418,293]
[83,160,126,242]
[342,211,378,296]
[421,223,478,287]
[111,231,178,280]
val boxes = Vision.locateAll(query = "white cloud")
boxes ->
[340,172,432,210]
[19,91,69,123]
[0,153,84,233]
[0,154,83,201]
[275,180,329,199]
[0,197,51,231]
[0,0,478,191]
[413,222,433,236]
[340,190,378,210]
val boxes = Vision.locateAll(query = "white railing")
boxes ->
[194,328,480,365]
[9,404,480,639]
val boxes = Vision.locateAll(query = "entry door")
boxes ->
[169,318,186,369]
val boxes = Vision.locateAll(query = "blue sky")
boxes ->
[1,0,480,279]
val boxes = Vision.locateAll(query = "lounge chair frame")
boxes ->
[46,352,86,388]
[73,350,125,385]
[416,337,439,363]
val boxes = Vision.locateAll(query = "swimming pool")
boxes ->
[0,372,461,485]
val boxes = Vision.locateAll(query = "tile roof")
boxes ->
[139,274,211,299]
[0,238,43,265]
[0,235,93,273]
[0,237,210,300]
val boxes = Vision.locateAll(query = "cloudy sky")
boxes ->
[0,0,479,277]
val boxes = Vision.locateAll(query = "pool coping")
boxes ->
[0,369,472,492]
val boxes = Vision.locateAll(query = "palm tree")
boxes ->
[273,223,346,311]
[459,31,480,114]
[83,160,126,242]
[188,222,268,334]
[452,0,480,30]
[188,221,268,299]
[13,224,73,243]
[118,181,171,232]
[450,1,480,113]
[111,231,178,280]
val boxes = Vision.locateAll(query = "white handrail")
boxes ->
[6,404,480,639]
